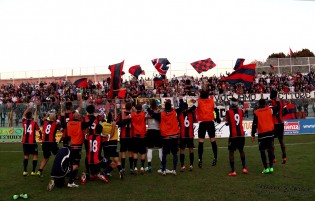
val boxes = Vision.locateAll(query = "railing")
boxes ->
[0,95,314,128]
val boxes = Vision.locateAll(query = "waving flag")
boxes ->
[290,48,294,57]
[234,58,245,70]
[270,64,275,70]
[129,65,145,79]
[108,60,124,98]
[73,78,88,88]
[152,58,170,79]
[191,58,216,74]
[221,63,256,87]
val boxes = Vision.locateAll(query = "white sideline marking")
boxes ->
[0,142,315,153]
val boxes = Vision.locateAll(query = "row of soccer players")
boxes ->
[20,90,287,189]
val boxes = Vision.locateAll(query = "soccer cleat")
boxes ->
[140,167,145,175]
[269,167,274,173]
[106,173,112,177]
[67,182,79,188]
[262,168,270,174]
[180,165,186,172]
[81,172,86,184]
[157,169,163,174]
[39,171,44,178]
[121,168,126,174]
[134,167,138,175]
[13,195,19,200]
[47,180,55,191]
[189,165,193,171]
[36,171,41,176]
[166,169,173,174]
[23,171,28,176]
[242,168,249,174]
[162,171,166,176]
[20,194,28,199]
[98,174,109,183]
[282,158,287,164]
[198,160,202,168]
[171,170,177,176]
[31,171,38,176]
[228,171,237,177]
[119,170,124,180]
[146,166,152,173]
[130,168,134,175]
[212,158,217,166]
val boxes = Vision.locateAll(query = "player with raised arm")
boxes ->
[225,98,248,176]
[147,101,180,176]
[124,103,147,175]
[102,112,124,179]
[116,102,134,174]
[251,99,275,174]
[178,102,196,172]
[191,90,221,168]
[22,103,41,176]
[59,93,82,142]
[269,90,287,164]
[38,110,61,177]
[145,99,163,173]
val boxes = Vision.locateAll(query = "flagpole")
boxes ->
[290,55,292,74]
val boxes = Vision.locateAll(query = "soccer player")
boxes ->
[116,102,134,174]
[269,90,287,164]
[38,111,61,177]
[82,104,102,175]
[128,103,147,175]
[251,99,275,174]
[225,98,248,176]
[147,101,180,176]
[101,112,124,179]
[66,112,85,173]
[85,124,117,183]
[22,104,41,176]
[146,99,163,173]
[178,102,196,171]
[192,90,221,168]
[47,136,79,191]
[59,94,82,142]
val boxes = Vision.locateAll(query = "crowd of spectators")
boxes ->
[0,70,314,126]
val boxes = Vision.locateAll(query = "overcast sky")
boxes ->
[0,0,314,78]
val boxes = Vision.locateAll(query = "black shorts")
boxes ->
[70,146,82,161]
[89,164,100,175]
[162,138,179,155]
[146,129,162,148]
[274,123,284,139]
[132,138,147,154]
[42,142,59,159]
[23,144,38,155]
[120,138,133,152]
[228,137,245,151]
[198,121,215,139]
[103,140,119,158]
[258,137,274,151]
[179,138,194,149]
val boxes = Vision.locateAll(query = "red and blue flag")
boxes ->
[152,58,170,79]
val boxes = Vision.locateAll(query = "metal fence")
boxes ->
[0,97,314,129]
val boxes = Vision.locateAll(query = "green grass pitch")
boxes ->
[0,135,315,201]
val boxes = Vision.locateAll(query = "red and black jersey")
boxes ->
[60,112,74,129]
[179,111,195,138]
[86,134,102,164]
[22,119,40,144]
[118,112,133,138]
[270,99,284,124]
[226,108,244,138]
[42,120,60,142]
[83,115,100,135]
